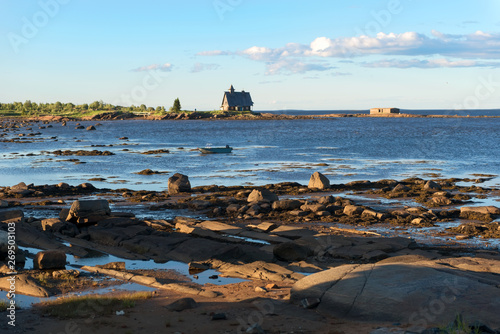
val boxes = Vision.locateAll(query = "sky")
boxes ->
[1,0,500,111]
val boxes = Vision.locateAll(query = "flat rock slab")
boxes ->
[291,260,500,330]
[270,226,317,239]
[198,221,244,235]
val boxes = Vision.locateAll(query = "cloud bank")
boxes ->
[132,63,173,72]
[199,30,500,74]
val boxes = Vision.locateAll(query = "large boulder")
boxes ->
[423,180,441,192]
[168,173,191,195]
[34,250,66,270]
[247,189,278,203]
[460,206,500,222]
[65,199,111,224]
[308,172,330,190]
[291,259,500,330]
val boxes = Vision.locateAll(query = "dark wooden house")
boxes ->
[221,85,253,111]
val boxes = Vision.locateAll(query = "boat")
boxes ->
[199,145,233,154]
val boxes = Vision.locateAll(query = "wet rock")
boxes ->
[317,195,334,204]
[308,171,330,190]
[52,269,80,278]
[226,203,240,214]
[272,199,301,211]
[247,189,278,202]
[300,297,321,309]
[273,242,311,262]
[0,200,8,208]
[41,218,79,237]
[66,199,111,224]
[34,250,66,270]
[168,173,191,195]
[86,125,96,131]
[8,182,34,197]
[96,262,126,270]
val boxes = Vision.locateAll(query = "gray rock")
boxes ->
[392,183,410,192]
[291,260,500,329]
[308,172,330,189]
[0,209,24,223]
[247,189,279,202]
[168,173,192,195]
[424,180,441,191]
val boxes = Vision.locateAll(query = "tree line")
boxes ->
[0,98,182,115]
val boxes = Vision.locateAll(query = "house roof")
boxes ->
[222,88,253,107]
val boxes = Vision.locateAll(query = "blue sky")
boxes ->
[1,0,499,110]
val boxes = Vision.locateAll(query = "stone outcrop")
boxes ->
[308,172,330,190]
[291,257,500,330]
[168,173,191,195]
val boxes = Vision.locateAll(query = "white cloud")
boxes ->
[199,30,500,73]
[132,63,173,72]
[191,62,220,73]
[362,58,500,69]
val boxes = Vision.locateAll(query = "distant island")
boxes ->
[1,100,499,120]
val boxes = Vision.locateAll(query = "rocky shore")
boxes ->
[1,171,500,333]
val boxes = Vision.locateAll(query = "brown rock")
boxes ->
[308,172,330,190]
[34,250,66,270]
[168,173,191,195]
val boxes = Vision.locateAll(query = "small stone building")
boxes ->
[221,85,253,111]
[370,108,400,115]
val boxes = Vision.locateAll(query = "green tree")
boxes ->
[82,103,89,110]
[89,101,100,111]
[139,104,147,111]
[54,101,63,112]
[171,98,181,112]
[23,100,32,110]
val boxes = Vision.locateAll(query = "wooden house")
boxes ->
[221,85,253,111]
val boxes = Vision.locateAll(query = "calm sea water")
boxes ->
[1,117,499,190]
[266,109,500,116]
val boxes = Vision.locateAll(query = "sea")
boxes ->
[1,110,500,191]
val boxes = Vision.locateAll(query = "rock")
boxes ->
[288,210,308,217]
[226,204,240,214]
[52,269,80,278]
[343,205,363,216]
[291,261,500,328]
[86,125,96,131]
[272,199,301,211]
[308,171,330,189]
[300,297,321,309]
[168,173,191,195]
[460,206,500,222]
[41,218,79,237]
[165,297,197,312]
[392,183,410,192]
[362,209,385,220]
[34,250,67,270]
[429,196,453,206]
[318,195,334,204]
[266,283,278,290]
[247,189,278,202]
[254,286,267,293]
[248,222,277,232]
[461,206,500,215]
[424,180,441,191]
[273,242,311,262]
[0,200,8,208]
[96,262,126,270]
[66,199,111,224]
[300,203,326,212]
[0,209,24,223]
[57,182,70,189]
[8,182,34,196]
[0,273,49,297]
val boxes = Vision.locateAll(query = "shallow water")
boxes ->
[1,118,499,190]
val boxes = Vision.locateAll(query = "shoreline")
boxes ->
[1,111,500,123]
[1,176,500,333]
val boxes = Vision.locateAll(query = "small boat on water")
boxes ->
[199,145,233,154]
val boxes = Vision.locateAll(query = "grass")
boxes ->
[441,314,482,334]
[37,291,153,319]
[0,300,9,312]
